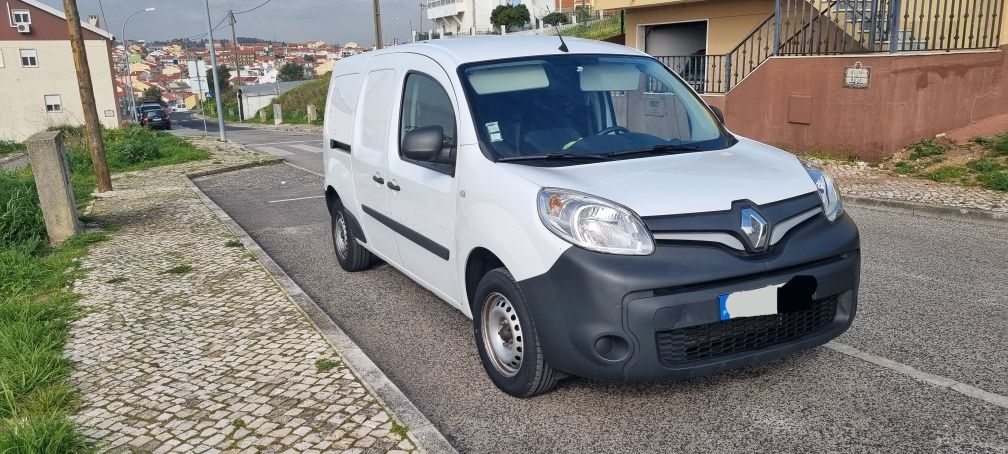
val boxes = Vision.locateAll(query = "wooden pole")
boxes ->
[373,0,383,49]
[62,0,112,192]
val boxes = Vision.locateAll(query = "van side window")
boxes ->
[399,73,456,171]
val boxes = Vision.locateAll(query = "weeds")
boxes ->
[907,139,947,160]
[314,358,342,373]
[165,265,193,275]
[977,171,1008,191]
[0,140,25,157]
[923,165,967,183]
[389,420,409,439]
[224,239,242,248]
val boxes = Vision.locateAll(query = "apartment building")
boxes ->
[0,0,119,141]
[427,0,553,35]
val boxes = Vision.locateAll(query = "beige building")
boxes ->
[0,0,119,141]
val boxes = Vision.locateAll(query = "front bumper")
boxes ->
[516,212,860,382]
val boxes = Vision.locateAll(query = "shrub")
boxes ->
[907,139,946,160]
[892,161,918,174]
[923,165,967,183]
[977,171,1008,191]
[543,12,569,26]
[106,127,162,166]
[966,158,1002,173]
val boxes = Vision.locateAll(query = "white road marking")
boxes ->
[267,195,325,203]
[255,146,294,157]
[826,341,1008,409]
[290,144,322,153]
[283,162,323,176]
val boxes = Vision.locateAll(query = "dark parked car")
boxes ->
[141,109,171,130]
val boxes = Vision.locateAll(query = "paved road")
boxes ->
[171,112,322,173]
[184,126,1008,453]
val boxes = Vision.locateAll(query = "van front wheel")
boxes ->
[473,268,561,397]
[331,206,374,272]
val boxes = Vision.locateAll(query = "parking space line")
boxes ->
[283,162,323,177]
[827,342,1008,409]
[244,140,318,146]
[268,195,325,203]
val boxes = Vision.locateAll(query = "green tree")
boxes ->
[278,62,307,82]
[141,86,163,103]
[205,64,231,95]
[304,54,316,63]
[574,5,592,22]
[543,12,569,26]
[490,4,531,31]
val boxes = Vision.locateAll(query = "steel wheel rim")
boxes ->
[480,292,524,377]
[333,211,349,259]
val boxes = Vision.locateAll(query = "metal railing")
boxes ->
[655,0,1004,93]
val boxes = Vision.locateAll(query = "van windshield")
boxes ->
[458,54,733,164]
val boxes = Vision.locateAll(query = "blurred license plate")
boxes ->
[719,283,784,320]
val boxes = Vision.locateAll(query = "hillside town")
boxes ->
[116,39,367,112]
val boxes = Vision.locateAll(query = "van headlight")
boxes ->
[802,162,843,222]
[537,188,655,255]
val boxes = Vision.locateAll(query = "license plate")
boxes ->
[718,283,785,320]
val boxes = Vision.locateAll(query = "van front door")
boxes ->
[351,63,401,265]
[385,55,461,306]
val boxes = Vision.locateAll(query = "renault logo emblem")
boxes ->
[740,208,769,250]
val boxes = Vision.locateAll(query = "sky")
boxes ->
[38,0,427,45]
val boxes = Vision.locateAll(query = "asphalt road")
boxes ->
[171,112,323,172]
[185,126,1008,453]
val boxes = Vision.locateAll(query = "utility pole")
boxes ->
[228,9,244,121]
[204,0,226,140]
[62,0,112,192]
[373,0,383,49]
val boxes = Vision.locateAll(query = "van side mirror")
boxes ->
[709,105,725,124]
[401,125,444,162]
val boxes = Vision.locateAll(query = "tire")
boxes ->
[473,268,561,397]
[331,203,374,272]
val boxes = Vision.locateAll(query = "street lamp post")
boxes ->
[121,7,155,123]
[204,0,227,141]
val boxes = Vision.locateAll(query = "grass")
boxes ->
[207,76,330,126]
[224,239,242,248]
[922,165,967,183]
[314,358,341,373]
[0,124,210,449]
[0,140,25,158]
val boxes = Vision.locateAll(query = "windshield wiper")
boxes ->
[497,153,613,162]
[607,144,702,158]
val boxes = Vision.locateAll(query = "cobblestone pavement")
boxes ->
[67,138,418,453]
[817,160,1008,212]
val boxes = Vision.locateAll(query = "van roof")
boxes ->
[342,36,647,69]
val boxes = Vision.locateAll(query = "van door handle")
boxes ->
[386,181,401,191]
[372,174,384,184]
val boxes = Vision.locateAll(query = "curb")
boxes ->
[184,170,457,454]
[0,152,28,170]
[844,195,1008,225]
[186,158,282,179]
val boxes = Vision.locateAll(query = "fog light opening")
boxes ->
[594,335,630,362]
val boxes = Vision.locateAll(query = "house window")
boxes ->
[44,95,62,113]
[20,49,38,68]
[12,10,31,24]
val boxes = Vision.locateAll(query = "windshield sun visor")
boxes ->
[579,63,641,92]
[468,63,549,95]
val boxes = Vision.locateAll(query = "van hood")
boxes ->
[501,137,819,217]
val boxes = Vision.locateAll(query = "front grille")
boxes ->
[656,295,838,366]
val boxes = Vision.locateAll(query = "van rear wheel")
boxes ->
[473,268,561,397]
[331,205,374,272]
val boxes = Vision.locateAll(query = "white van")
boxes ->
[322,36,859,397]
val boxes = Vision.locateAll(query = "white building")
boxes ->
[427,0,553,35]
[0,0,120,141]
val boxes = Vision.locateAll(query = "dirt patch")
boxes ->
[874,132,1008,192]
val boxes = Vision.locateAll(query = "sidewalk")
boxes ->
[67,138,418,453]
[819,160,1008,213]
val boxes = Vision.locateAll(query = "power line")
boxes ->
[234,0,273,15]
[180,15,228,41]
[96,0,109,35]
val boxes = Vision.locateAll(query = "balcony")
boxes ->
[427,0,461,19]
